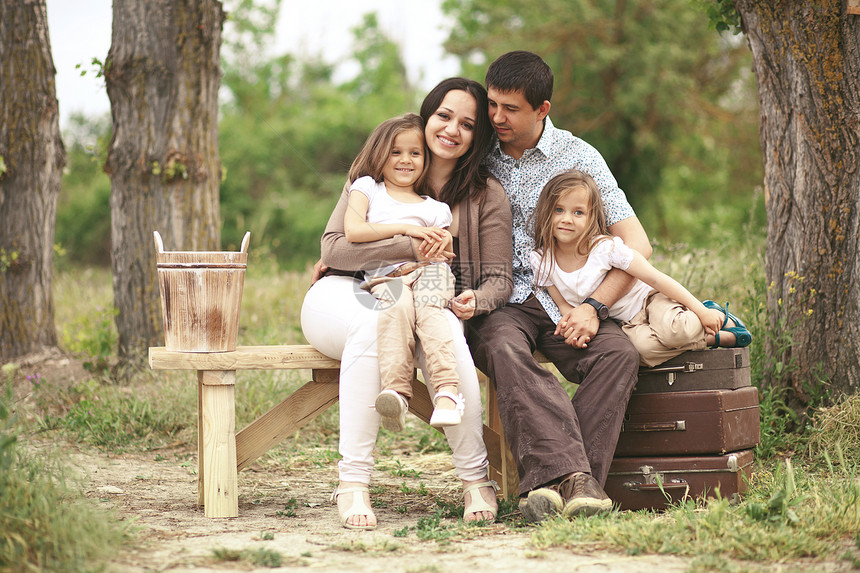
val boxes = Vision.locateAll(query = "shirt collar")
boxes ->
[490,116,557,161]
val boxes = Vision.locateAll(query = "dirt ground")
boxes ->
[71,445,701,573]
[11,349,852,573]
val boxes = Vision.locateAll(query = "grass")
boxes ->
[531,454,860,568]
[0,377,130,572]
[5,231,860,569]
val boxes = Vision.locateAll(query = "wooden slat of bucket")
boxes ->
[159,266,245,352]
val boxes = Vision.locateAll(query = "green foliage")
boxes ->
[442,0,762,247]
[60,304,118,372]
[697,0,743,34]
[75,56,107,78]
[218,10,418,268]
[0,247,19,273]
[55,113,112,267]
[0,384,128,571]
[56,383,188,450]
[212,545,284,566]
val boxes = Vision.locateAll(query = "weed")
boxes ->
[247,547,282,567]
[415,510,457,542]
[277,497,299,517]
[212,546,284,567]
[389,459,423,478]
[58,388,187,450]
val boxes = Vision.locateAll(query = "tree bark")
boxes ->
[735,1,860,399]
[105,0,224,361]
[0,0,65,360]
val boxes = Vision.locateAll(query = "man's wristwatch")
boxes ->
[583,297,610,320]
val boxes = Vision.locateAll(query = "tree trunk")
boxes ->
[105,0,224,361]
[735,1,860,400]
[0,0,64,361]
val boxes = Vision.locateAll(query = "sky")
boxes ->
[45,0,461,130]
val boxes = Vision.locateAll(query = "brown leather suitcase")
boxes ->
[604,449,754,511]
[614,386,761,457]
[634,347,751,394]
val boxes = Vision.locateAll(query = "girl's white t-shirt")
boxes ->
[351,176,452,227]
[529,235,654,322]
[350,175,452,278]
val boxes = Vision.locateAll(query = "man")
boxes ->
[467,51,652,522]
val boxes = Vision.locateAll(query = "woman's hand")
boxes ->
[311,259,328,284]
[451,289,477,319]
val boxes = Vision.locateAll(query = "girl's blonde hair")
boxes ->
[347,113,432,197]
[531,169,609,281]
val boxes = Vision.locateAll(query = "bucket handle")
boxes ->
[153,230,250,253]
[153,231,164,253]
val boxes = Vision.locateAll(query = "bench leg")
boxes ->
[485,373,519,498]
[198,370,238,518]
[197,378,204,507]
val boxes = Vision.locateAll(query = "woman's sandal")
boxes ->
[463,480,499,523]
[703,300,752,348]
[331,486,377,530]
[429,390,465,428]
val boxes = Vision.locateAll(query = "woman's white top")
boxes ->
[350,175,452,277]
[529,235,653,322]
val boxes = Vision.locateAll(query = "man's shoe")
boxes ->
[560,473,612,518]
[519,486,564,523]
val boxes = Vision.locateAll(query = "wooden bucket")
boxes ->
[154,231,250,352]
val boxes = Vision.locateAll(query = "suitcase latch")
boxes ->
[644,361,703,386]
[622,465,689,492]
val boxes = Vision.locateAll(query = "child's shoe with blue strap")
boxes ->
[703,300,752,348]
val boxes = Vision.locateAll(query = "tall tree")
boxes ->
[0,0,65,360]
[732,1,860,399]
[105,0,225,360]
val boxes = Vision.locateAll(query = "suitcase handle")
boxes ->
[624,420,686,432]
[623,479,689,492]
[642,362,703,374]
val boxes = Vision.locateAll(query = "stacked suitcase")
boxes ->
[604,347,760,511]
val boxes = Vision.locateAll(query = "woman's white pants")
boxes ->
[300,275,489,485]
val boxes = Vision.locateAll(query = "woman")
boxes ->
[301,77,513,529]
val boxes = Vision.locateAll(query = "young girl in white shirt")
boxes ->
[529,169,751,367]
[344,113,465,430]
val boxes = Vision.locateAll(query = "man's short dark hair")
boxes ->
[485,50,553,110]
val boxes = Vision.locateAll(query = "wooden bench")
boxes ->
[148,344,518,518]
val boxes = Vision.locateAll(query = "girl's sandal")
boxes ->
[331,486,377,530]
[463,480,499,523]
[703,300,752,348]
[429,390,465,428]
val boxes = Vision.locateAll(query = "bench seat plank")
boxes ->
[149,345,340,371]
